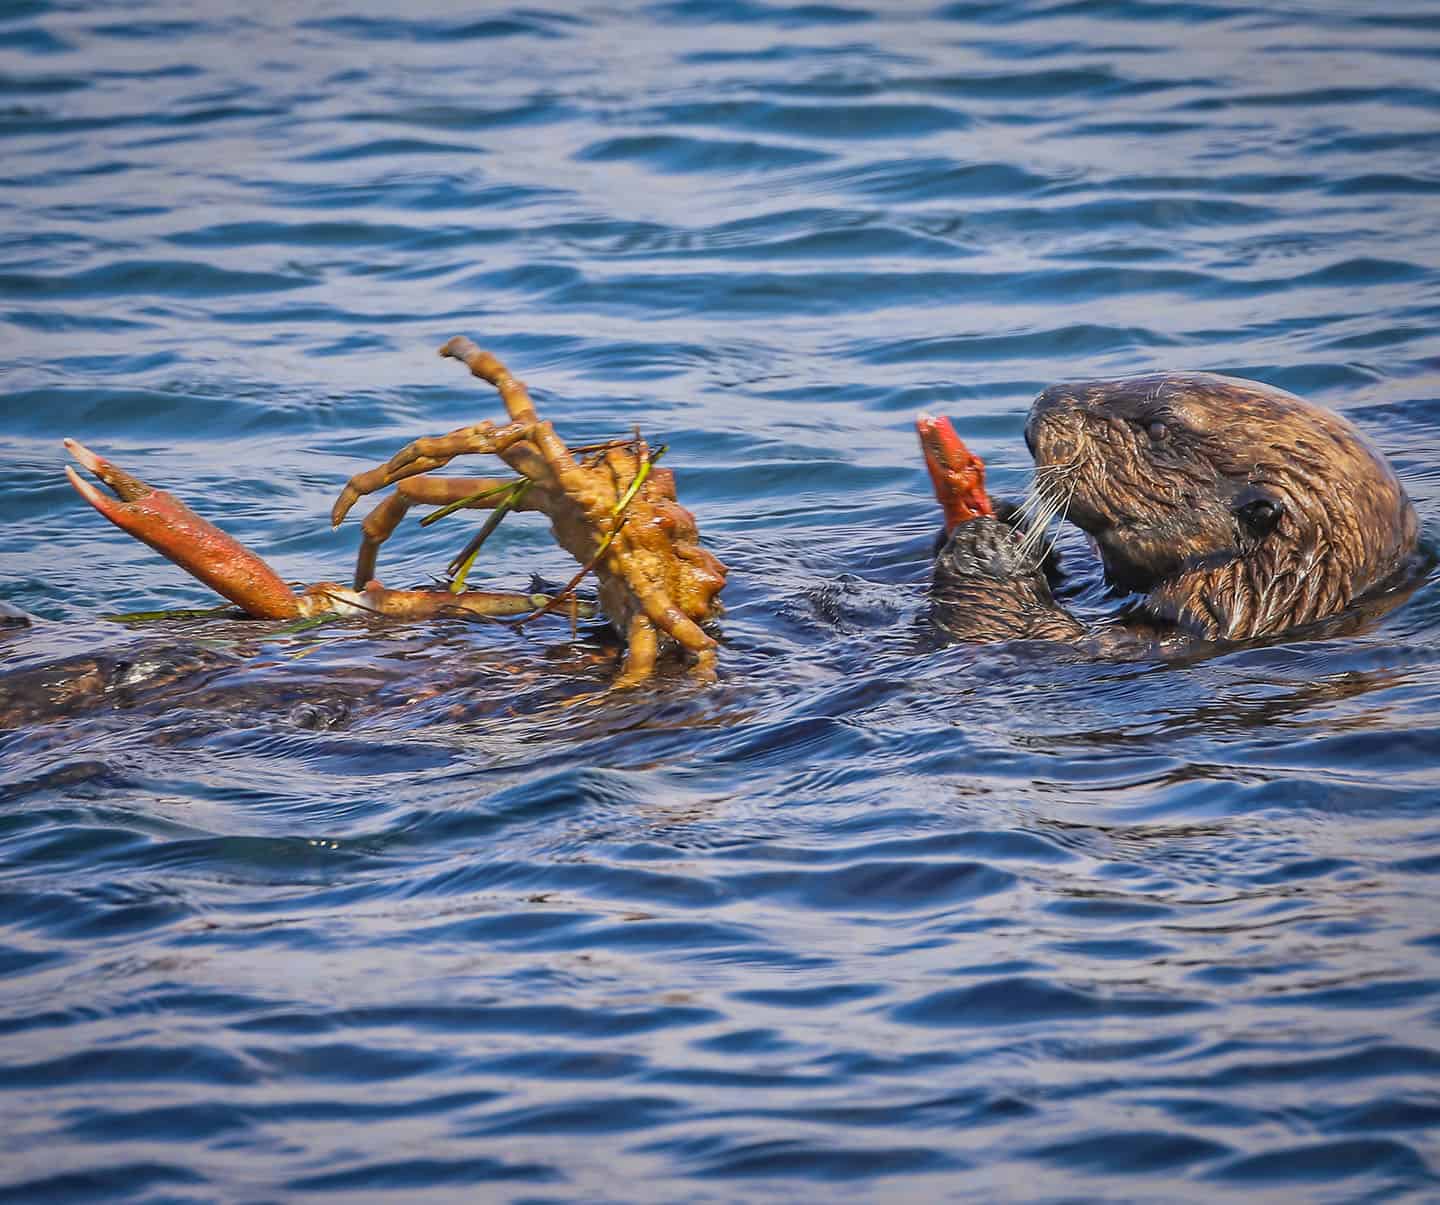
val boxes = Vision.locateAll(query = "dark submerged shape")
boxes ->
[933,373,1421,647]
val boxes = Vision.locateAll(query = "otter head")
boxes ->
[1023,372,1418,639]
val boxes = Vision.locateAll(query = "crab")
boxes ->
[329,336,726,686]
[63,337,727,688]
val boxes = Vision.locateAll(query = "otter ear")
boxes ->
[1232,485,1284,539]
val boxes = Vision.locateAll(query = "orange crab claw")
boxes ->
[915,413,995,532]
[64,438,301,620]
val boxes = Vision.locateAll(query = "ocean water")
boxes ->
[4,1,1440,1199]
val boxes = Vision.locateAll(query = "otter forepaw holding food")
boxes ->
[917,414,1087,643]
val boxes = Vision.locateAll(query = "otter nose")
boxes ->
[1024,386,1082,465]
[1024,388,1067,458]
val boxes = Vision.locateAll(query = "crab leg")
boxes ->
[915,413,994,532]
[440,335,603,510]
[440,335,537,422]
[64,439,302,620]
[329,418,551,529]
[613,613,659,689]
[352,474,547,589]
[308,581,593,622]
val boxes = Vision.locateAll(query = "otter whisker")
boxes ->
[1008,487,1051,527]
[1013,477,1061,540]
[1031,471,1079,570]
[1005,489,1049,546]
[1009,461,1076,526]
[1015,484,1064,562]
[1014,455,1083,568]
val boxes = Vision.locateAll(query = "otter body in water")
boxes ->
[5,368,1422,734]
[930,373,1422,648]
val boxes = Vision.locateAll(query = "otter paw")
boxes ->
[934,515,1034,582]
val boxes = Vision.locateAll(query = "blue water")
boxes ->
[4,1,1440,1199]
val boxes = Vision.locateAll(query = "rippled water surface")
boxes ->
[5,1,1440,1199]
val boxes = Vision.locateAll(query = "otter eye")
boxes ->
[1233,490,1284,539]
[1146,420,1168,442]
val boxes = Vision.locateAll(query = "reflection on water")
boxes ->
[4,0,1440,1199]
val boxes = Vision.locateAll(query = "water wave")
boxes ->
[3,0,1440,1199]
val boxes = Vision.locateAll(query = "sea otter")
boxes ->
[925,373,1423,649]
[6,364,1425,738]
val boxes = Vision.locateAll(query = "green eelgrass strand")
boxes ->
[104,604,343,635]
[418,478,525,528]
[446,478,533,593]
[270,614,343,635]
[105,603,240,623]
[612,444,666,515]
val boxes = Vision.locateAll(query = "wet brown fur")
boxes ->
[938,372,1420,646]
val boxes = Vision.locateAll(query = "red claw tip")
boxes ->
[915,413,994,532]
